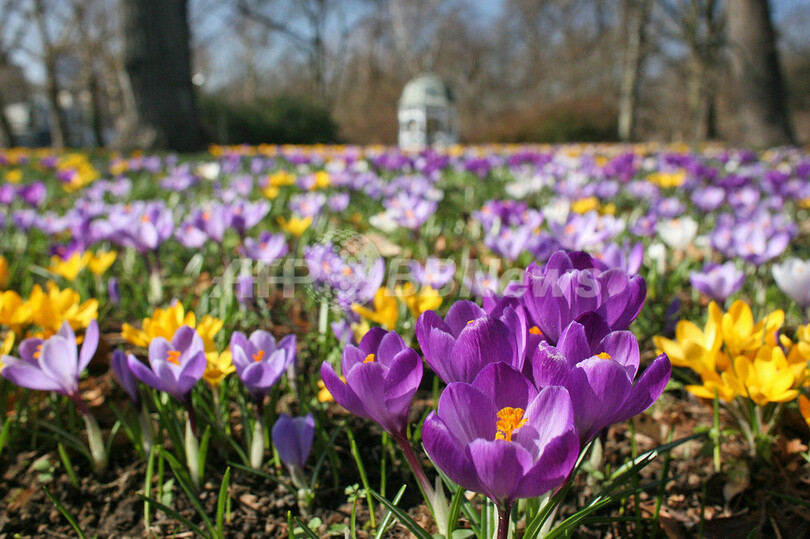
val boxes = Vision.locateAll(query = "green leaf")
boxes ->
[216,467,231,539]
[227,462,293,493]
[138,494,209,538]
[368,489,434,539]
[43,487,87,539]
[293,517,321,539]
[0,417,12,457]
[160,447,215,536]
[375,484,407,539]
[57,443,79,488]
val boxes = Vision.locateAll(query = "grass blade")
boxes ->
[138,494,209,538]
[43,487,87,539]
[216,467,231,539]
[57,442,79,488]
[375,484,407,539]
[293,516,321,539]
[368,488,434,539]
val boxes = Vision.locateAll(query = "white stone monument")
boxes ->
[397,73,458,151]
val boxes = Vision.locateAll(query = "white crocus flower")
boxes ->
[658,217,698,251]
[772,258,810,307]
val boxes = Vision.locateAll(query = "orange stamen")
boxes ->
[167,350,181,365]
[252,350,265,362]
[495,407,528,442]
[529,326,542,335]
[363,353,375,363]
[597,352,612,360]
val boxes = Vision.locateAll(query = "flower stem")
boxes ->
[497,504,512,539]
[83,412,108,474]
[394,436,435,507]
[250,407,265,470]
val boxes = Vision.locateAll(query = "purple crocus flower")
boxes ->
[229,199,269,236]
[531,321,671,444]
[691,186,725,212]
[320,328,422,440]
[1,320,99,405]
[108,277,120,305]
[230,330,297,401]
[416,300,524,384]
[410,257,456,290]
[272,413,315,472]
[422,362,579,508]
[522,250,646,345]
[241,231,289,265]
[126,326,206,404]
[327,193,350,212]
[19,182,46,207]
[112,348,140,406]
[597,242,644,275]
[236,275,254,305]
[689,262,745,303]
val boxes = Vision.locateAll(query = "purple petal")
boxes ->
[437,383,498,444]
[78,320,99,372]
[383,349,423,422]
[449,317,517,383]
[127,354,163,392]
[515,430,579,498]
[531,343,572,388]
[610,353,671,424]
[597,331,640,377]
[471,362,537,411]
[468,438,533,504]
[444,301,486,336]
[38,337,78,395]
[422,413,482,494]
[320,361,370,421]
[1,362,64,392]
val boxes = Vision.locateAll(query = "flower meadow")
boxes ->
[1,144,810,537]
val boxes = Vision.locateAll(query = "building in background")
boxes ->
[397,73,458,151]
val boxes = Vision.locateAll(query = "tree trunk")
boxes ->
[725,0,794,146]
[617,0,650,142]
[116,0,204,151]
[0,89,17,147]
[44,54,68,149]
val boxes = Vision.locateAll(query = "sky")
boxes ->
[8,0,807,88]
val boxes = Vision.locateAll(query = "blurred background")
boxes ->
[0,0,807,150]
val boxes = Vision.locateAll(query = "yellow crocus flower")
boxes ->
[49,252,91,281]
[267,170,296,187]
[27,282,98,334]
[310,171,331,190]
[395,282,442,318]
[799,395,810,429]
[647,170,686,188]
[88,251,117,276]
[653,301,724,374]
[733,346,798,406]
[203,350,235,388]
[350,319,370,343]
[4,169,22,183]
[278,215,312,238]
[262,184,280,199]
[0,290,32,333]
[0,256,9,289]
[571,197,599,214]
[196,314,224,353]
[352,288,399,330]
[686,369,746,402]
[121,301,197,348]
[719,300,783,358]
[0,331,15,370]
